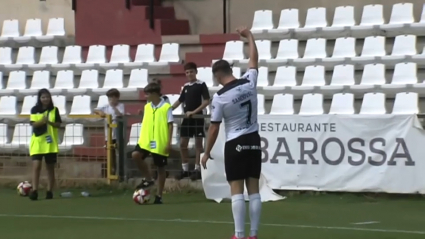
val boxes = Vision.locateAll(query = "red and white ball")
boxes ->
[133,189,150,204]
[17,181,32,196]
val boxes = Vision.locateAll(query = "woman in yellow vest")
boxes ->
[132,82,173,204]
[29,89,62,201]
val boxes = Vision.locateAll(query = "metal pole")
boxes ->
[149,0,155,30]
[117,116,126,182]
[223,0,227,33]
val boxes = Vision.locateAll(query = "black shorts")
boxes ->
[32,153,57,164]
[180,118,205,138]
[224,131,262,182]
[133,144,167,167]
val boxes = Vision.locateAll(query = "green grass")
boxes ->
[0,189,424,239]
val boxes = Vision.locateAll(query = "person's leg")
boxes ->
[30,155,43,200]
[45,154,57,199]
[132,146,154,189]
[153,154,167,204]
[177,122,190,179]
[110,140,117,175]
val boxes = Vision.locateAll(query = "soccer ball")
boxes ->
[133,189,150,204]
[17,181,32,196]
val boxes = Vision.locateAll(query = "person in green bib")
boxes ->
[28,89,62,201]
[132,82,174,204]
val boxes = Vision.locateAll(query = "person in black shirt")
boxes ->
[172,62,210,180]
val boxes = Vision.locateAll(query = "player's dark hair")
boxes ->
[144,83,161,95]
[106,88,120,98]
[184,62,198,71]
[36,88,54,110]
[151,78,162,86]
[212,59,232,75]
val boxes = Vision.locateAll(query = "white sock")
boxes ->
[194,164,200,171]
[249,193,262,237]
[182,163,189,172]
[231,194,246,238]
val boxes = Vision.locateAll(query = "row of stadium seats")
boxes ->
[251,3,425,39]
[0,91,418,117]
[0,43,180,74]
[0,18,66,46]
[218,36,425,69]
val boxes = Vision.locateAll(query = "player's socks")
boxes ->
[194,164,200,171]
[231,194,246,239]
[182,163,189,172]
[249,193,261,238]
[46,191,53,200]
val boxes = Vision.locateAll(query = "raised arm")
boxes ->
[237,26,258,69]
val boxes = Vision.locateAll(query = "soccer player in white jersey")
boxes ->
[201,27,261,239]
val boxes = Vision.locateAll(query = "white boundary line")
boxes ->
[352,221,381,225]
[0,214,424,235]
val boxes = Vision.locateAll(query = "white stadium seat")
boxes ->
[20,95,37,115]
[360,92,386,114]
[9,123,32,149]
[67,69,99,96]
[127,123,141,146]
[51,45,82,71]
[294,38,326,66]
[52,95,67,115]
[149,43,180,65]
[0,20,19,44]
[1,71,27,95]
[5,46,35,71]
[292,65,325,94]
[295,7,327,38]
[266,39,298,68]
[221,40,245,62]
[97,95,108,109]
[69,95,92,115]
[322,6,355,37]
[232,67,241,79]
[20,70,50,95]
[351,36,386,65]
[392,92,419,114]
[239,40,271,66]
[350,4,384,37]
[320,64,355,94]
[167,94,182,114]
[124,44,155,69]
[264,66,296,95]
[381,62,417,94]
[0,123,9,146]
[0,47,12,66]
[36,18,66,43]
[322,37,356,66]
[14,18,43,43]
[351,63,386,94]
[0,96,17,116]
[197,67,214,87]
[380,3,414,34]
[93,69,124,95]
[268,9,299,35]
[382,35,417,64]
[251,10,274,33]
[329,93,355,114]
[29,46,59,71]
[75,45,106,71]
[120,68,148,99]
[59,124,85,151]
[270,94,294,115]
[100,44,131,70]
[50,70,75,95]
[257,67,269,88]
[299,93,324,115]
[257,94,265,115]
[410,4,425,33]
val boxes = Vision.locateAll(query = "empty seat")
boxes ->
[10,123,32,147]
[51,45,82,70]
[50,70,75,94]
[266,39,298,66]
[360,93,386,114]
[167,94,182,114]
[36,18,66,42]
[257,94,265,115]
[232,67,241,78]
[350,4,384,37]
[59,124,85,150]
[294,38,326,65]
[67,69,99,95]
[21,95,37,115]
[221,41,245,62]
[292,65,325,93]
[52,95,67,115]
[350,64,386,94]
[380,3,414,33]
[5,46,35,71]
[257,67,269,87]
[329,93,355,114]
[264,66,296,94]
[323,37,356,65]
[269,94,294,115]
[0,96,17,116]
[93,69,124,95]
[151,43,180,64]
[0,47,12,65]
[69,95,92,115]
[392,92,419,114]
[382,35,417,63]
[251,10,274,33]
[120,68,148,98]
[320,64,355,94]
[268,9,300,34]
[127,123,142,146]
[381,62,417,93]
[0,19,19,42]
[21,70,50,94]
[323,6,355,36]
[1,71,27,95]
[30,46,59,70]
[14,19,43,43]
[75,45,106,70]
[295,7,327,37]
[125,44,155,69]
[100,44,131,69]
[410,4,425,33]
[240,40,271,65]
[351,36,386,64]
[0,123,8,145]
[97,95,108,108]
[197,67,214,87]
[299,93,324,115]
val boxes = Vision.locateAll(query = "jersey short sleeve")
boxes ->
[54,107,62,123]
[178,86,186,103]
[201,82,210,100]
[210,95,223,124]
[167,107,174,123]
[241,68,259,87]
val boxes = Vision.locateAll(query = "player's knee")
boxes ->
[246,177,260,195]
[132,151,141,160]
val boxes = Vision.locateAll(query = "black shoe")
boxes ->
[190,170,202,181]
[46,191,53,200]
[135,178,155,189]
[29,190,38,201]
[175,170,190,180]
[154,195,163,204]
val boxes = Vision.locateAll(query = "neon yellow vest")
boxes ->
[138,102,171,156]
[29,107,59,155]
